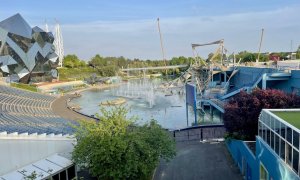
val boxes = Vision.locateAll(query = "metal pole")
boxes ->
[157,18,168,76]
[257,28,264,63]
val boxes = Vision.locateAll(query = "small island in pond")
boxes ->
[100,98,126,106]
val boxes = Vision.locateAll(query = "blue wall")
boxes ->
[256,137,299,180]
[231,67,275,89]
[227,137,300,180]
[271,70,300,94]
[226,139,258,180]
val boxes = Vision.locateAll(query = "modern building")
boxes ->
[227,109,300,180]
[0,132,76,180]
[0,13,59,83]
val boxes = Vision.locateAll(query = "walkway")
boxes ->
[51,94,94,121]
[154,141,242,180]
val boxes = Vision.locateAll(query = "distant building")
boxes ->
[0,13,59,83]
[227,109,300,180]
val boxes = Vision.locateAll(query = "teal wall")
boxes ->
[226,139,258,180]
[271,70,300,94]
[227,137,300,180]
[256,137,299,180]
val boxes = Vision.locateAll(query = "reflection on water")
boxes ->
[71,79,222,129]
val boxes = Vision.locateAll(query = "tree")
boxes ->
[63,54,83,68]
[223,89,300,140]
[89,54,107,67]
[72,107,176,179]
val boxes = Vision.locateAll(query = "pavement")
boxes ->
[51,94,95,121]
[153,140,242,180]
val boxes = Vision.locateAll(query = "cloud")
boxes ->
[60,5,300,60]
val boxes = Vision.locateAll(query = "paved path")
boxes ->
[154,141,242,180]
[51,94,94,121]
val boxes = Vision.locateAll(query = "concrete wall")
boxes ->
[0,132,75,175]
[272,70,300,94]
[226,139,258,180]
[231,67,274,89]
[226,137,300,180]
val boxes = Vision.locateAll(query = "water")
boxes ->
[71,79,222,129]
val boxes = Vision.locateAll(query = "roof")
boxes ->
[0,13,32,39]
[0,154,73,180]
[272,111,300,130]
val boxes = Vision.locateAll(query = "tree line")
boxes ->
[62,48,300,77]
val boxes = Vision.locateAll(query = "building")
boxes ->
[227,109,300,180]
[0,13,59,83]
[0,132,76,180]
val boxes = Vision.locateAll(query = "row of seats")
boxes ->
[0,85,75,134]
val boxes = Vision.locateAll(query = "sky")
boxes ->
[1,0,300,60]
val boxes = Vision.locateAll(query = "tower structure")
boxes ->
[54,22,64,67]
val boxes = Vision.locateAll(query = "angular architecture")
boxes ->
[0,13,59,83]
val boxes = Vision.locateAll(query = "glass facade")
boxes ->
[258,110,300,175]
[0,14,59,83]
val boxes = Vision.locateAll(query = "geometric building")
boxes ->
[0,13,59,83]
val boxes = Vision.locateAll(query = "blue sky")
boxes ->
[1,0,300,60]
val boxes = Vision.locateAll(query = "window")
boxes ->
[286,143,292,166]
[293,130,299,149]
[59,170,67,180]
[280,138,285,160]
[67,165,76,180]
[258,121,262,137]
[266,129,271,146]
[260,163,268,180]
[275,119,280,134]
[271,131,275,150]
[293,149,299,174]
[275,134,280,155]
[52,173,59,180]
[287,127,292,144]
[281,123,286,139]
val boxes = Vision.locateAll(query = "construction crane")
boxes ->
[257,28,264,63]
[157,18,168,76]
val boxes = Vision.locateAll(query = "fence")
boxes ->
[172,124,226,142]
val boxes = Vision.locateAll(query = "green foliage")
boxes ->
[224,89,300,140]
[72,106,176,179]
[96,65,118,77]
[89,54,107,67]
[11,83,37,92]
[63,54,86,68]
[58,67,99,81]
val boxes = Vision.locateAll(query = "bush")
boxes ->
[223,89,300,140]
[72,106,176,179]
[11,83,37,92]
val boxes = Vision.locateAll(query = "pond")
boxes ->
[71,79,222,129]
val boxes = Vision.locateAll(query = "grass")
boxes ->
[11,83,38,92]
[58,67,100,81]
[272,111,300,129]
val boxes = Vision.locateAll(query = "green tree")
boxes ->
[72,107,176,179]
[89,54,107,67]
[63,55,82,68]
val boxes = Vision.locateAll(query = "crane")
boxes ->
[257,28,264,63]
[157,18,168,76]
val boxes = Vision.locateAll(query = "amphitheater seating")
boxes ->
[0,85,75,134]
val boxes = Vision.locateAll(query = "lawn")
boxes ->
[272,111,300,129]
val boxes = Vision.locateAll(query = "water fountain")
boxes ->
[114,78,157,108]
